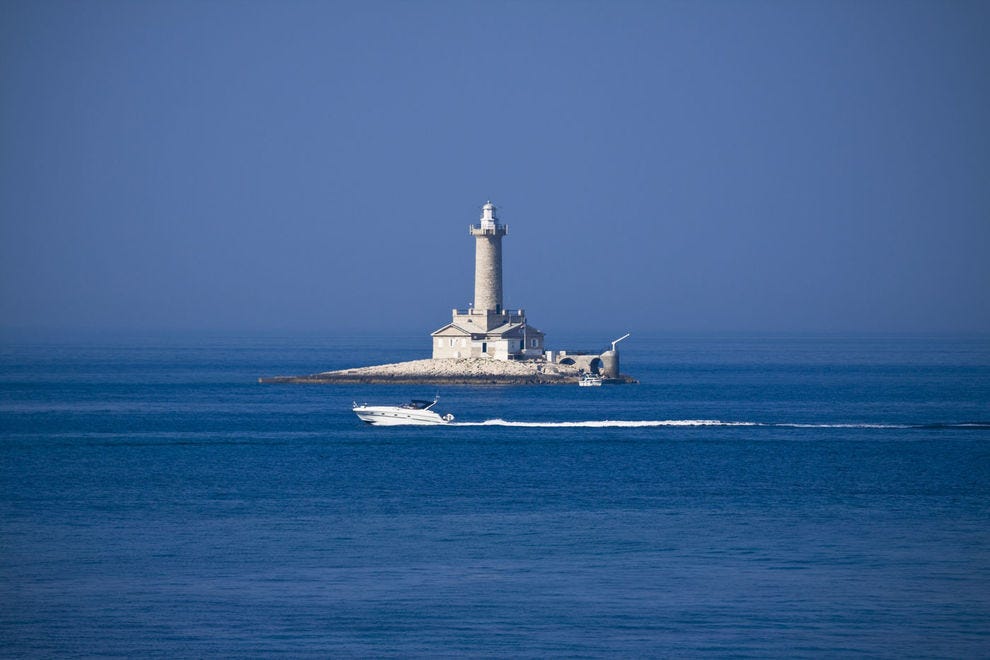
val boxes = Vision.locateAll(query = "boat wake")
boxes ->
[456,419,756,428]
[451,420,990,430]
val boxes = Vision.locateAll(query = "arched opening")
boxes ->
[559,357,575,366]
[589,358,603,374]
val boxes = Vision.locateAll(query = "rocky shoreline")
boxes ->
[259,357,637,385]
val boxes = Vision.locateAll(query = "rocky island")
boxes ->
[261,202,635,386]
[260,357,637,385]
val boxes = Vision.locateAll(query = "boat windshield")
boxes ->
[403,400,436,409]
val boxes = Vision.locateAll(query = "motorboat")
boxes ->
[579,373,603,387]
[353,396,455,425]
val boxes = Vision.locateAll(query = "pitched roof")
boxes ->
[432,321,545,340]
[485,321,523,336]
[430,323,472,337]
[524,324,545,337]
[483,322,545,339]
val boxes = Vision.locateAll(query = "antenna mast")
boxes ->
[611,333,631,352]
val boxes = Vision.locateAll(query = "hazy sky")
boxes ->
[2,0,988,336]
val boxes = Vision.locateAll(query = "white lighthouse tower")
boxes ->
[430,202,545,359]
[470,201,507,314]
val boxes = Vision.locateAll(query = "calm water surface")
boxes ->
[2,334,989,656]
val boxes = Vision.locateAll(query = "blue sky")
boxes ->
[2,0,988,336]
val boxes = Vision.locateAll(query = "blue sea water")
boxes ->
[2,333,989,657]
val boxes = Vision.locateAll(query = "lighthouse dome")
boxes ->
[480,201,498,224]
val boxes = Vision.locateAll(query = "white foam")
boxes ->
[453,419,759,428]
[774,423,912,429]
[450,420,921,429]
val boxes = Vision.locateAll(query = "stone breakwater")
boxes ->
[259,358,637,385]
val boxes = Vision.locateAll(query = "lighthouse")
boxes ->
[430,202,545,359]
[470,201,507,313]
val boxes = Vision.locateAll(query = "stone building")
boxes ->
[432,202,545,360]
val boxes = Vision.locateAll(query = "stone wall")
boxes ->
[555,354,604,374]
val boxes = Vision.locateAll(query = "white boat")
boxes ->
[353,396,455,425]
[579,373,604,387]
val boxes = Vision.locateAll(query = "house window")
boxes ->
[531,339,538,347]
[520,340,524,350]
[449,338,455,347]
[482,342,487,353]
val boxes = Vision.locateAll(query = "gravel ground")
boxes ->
[259,357,594,384]
[323,358,580,378]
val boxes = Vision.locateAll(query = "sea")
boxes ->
[1,332,989,657]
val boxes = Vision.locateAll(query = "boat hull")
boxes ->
[353,406,453,426]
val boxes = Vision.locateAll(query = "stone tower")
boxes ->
[470,201,507,313]
[431,202,544,359]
